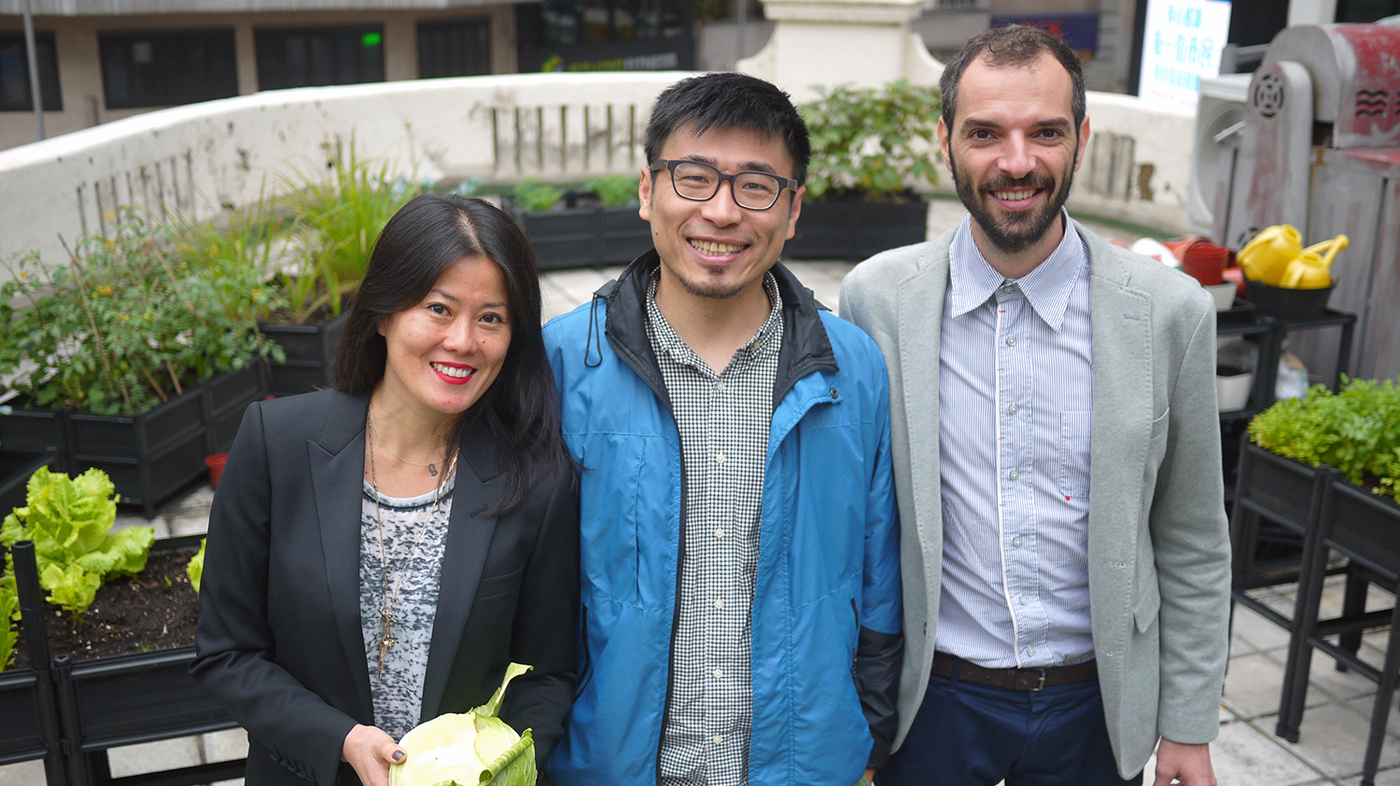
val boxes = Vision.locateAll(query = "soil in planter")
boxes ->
[10,545,200,670]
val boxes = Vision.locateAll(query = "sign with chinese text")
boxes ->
[1137,0,1233,111]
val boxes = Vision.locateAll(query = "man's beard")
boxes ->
[950,153,1074,255]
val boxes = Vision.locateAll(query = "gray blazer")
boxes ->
[840,221,1231,778]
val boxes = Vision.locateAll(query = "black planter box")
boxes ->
[260,310,349,398]
[520,205,653,270]
[0,450,56,520]
[0,405,68,473]
[1,367,268,519]
[203,363,267,453]
[784,199,928,261]
[9,536,243,786]
[0,668,47,766]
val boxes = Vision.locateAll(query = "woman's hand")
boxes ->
[342,724,406,786]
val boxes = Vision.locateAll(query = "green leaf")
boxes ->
[187,538,206,595]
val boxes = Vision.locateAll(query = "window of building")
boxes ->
[419,18,492,78]
[99,29,237,110]
[1,31,61,112]
[255,25,385,91]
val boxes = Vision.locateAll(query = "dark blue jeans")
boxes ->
[878,661,1143,786]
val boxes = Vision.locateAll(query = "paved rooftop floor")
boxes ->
[5,200,1396,786]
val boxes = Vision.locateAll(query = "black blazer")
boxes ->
[191,390,578,786]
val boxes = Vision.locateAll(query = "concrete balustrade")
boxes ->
[0,68,1195,284]
[0,71,679,278]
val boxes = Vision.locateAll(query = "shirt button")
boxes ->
[713,668,723,679]
[714,598,725,609]
[1012,536,1023,548]
[1006,336,1017,346]
[1020,596,1029,605]
[1009,470,1020,481]
[1026,648,1036,658]
[715,452,726,464]
[716,381,726,391]
[714,527,725,538]
[1008,404,1018,415]
[712,735,723,745]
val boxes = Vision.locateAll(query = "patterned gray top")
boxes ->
[359,475,455,741]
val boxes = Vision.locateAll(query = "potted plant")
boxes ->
[1,467,240,784]
[788,80,941,261]
[1233,376,1400,592]
[513,175,653,270]
[212,142,418,397]
[0,211,279,518]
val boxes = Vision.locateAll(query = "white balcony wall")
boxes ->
[0,71,678,277]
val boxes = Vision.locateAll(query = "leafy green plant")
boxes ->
[0,571,16,671]
[1249,377,1400,503]
[799,80,941,202]
[279,141,419,323]
[512,179,565,213]
[0,211,282,416]
[176,189,292,326]
[186,538,206,595]
[583,175,639,207]
[0,467,154,616]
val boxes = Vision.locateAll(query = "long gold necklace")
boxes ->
[366,410,457,683]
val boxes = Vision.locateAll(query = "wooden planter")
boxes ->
[0,365,268,519]
[7,538,244,786]
[784,199,928,261]
[519,205,653,270]
[260,311,349,398]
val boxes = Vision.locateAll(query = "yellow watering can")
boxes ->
[1280,235,1347,289]
[1239,225,1347,288]
[1238,225,1301,285]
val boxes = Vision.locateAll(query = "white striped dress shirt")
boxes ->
[935,212,1096,669]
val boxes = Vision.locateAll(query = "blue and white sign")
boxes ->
[1138,0,1233,111]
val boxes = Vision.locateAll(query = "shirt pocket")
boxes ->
[1058,410,1093,498]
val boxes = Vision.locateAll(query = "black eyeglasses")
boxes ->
[649,159,799,211]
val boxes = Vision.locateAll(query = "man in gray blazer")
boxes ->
[840,25,1230,786]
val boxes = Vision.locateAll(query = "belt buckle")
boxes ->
[1026,668,1047,691]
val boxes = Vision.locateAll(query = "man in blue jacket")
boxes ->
[544,72,903,786]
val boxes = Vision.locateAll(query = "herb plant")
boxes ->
[0,467,155,616]
[1249,377,1400,503]
[512,179,565,213]
[280,142,419,323]
[0,211,281,416]
[799,80,941,202]
[583,175,639,207]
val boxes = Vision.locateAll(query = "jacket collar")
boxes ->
[591,249,839,406]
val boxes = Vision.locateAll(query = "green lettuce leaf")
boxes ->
[390,663,536,786]
[0,467,154,616]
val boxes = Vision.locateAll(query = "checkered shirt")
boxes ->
[646,271,783,786]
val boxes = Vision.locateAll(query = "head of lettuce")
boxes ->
[391,663,536,786]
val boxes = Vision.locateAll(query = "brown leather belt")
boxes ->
[932,652,1097,691]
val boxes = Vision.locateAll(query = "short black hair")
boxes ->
[335,193,570,512]
[940,24,1086,133]
[644,72,811,185]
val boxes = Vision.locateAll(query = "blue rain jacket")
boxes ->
[544,253,902,786]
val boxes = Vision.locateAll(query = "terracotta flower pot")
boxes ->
[204,453,229,490]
